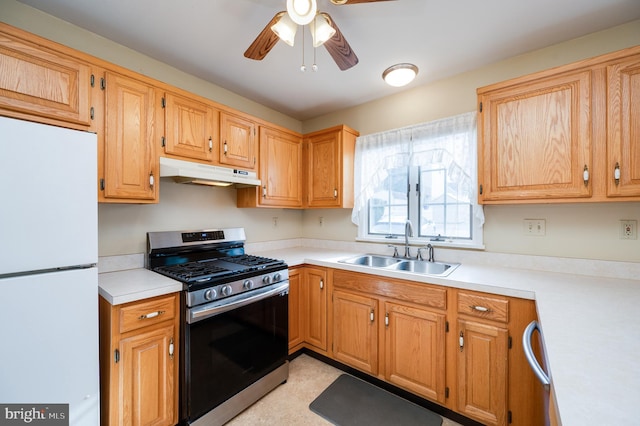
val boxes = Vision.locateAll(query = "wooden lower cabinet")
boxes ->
[456,318,508,425]
[385,302,447,404]
[99,293,179,426]
[331,289,379,375]
[288,266,328,353]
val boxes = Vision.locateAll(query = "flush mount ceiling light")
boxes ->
[382,63,419,87]
[286,0,317,25]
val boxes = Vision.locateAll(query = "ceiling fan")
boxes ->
[244,0,394,71]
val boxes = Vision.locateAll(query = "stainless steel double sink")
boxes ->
[338,254,459,277]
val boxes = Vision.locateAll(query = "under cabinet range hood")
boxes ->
[160,157,261,187]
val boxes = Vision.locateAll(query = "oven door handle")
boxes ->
[188,281,289,323]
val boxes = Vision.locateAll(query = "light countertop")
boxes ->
[99,246,640,426]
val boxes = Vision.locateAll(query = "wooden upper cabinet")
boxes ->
[237,126,303,208]
[606,53,640,197]
[304,125,358,208]
[478,69,592,203]
[219,111,257,170]
[101,71,159,202]
[0,25,91,128]
[163,91,219,162]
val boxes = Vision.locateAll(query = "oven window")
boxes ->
[185,292,288,421]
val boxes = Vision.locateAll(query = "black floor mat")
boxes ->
[309,374,443,426]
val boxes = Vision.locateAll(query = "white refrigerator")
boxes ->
[0,116,99,425]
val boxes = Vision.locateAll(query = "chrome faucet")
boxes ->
[404,220,413,258]
[417,244,435,262]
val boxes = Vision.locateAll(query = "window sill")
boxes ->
[355,236,485,251]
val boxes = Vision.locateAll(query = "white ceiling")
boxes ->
[16,0,640,121]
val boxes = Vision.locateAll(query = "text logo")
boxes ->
[0,404,68,426]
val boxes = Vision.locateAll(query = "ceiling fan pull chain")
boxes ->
[300,25,307,72]
[312,17,318,71]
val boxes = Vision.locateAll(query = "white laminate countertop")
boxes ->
[98,246,640,426]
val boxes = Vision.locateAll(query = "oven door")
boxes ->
[183,282,289,423]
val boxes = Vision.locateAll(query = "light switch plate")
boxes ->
[523,219,546,236]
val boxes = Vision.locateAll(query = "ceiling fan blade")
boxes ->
[330,0,396,4]
[321,13,359,71]
[244,12,285,61]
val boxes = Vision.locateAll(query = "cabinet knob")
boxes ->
[149,172,155,189]
[583,165,589,186]
[614,162,621,185]
[209,137,213,152]
[319,279,324,290]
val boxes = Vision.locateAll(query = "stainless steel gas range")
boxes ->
[147,228,289,426]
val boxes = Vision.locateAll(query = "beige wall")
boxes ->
[2,0,639,262]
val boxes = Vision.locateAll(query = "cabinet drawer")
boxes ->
[457,292,509,323]
[119,294,177,334]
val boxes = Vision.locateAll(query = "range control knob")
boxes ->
[243,280,254,290]
[262,275,272,285]
[204,288,217,300]
[273,273,281,282]
[220,285,232,297]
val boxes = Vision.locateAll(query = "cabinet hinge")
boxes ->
[445,387,449,398]
[90,107,95,120]
[479,184,483,195]
[114,349,120,363]
[161,97,166,108]
[100,78,106,91]
[508,410,512,424]
[445,321,449,332]
[161,136,166,147]
[90,74,95,87]
[508,336,512,349]
[100,178,105,191]
[479,101,483,112]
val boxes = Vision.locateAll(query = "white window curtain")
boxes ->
[351,111,484,236]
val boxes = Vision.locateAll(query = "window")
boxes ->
[352,112,484,248]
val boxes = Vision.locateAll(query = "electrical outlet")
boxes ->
[523,219,546,236]
[620,220,637,240]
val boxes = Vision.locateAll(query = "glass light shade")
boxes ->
[271,13,297,47]
[310,14,336,47]
[382,63,418,87]
[286,0,317,25]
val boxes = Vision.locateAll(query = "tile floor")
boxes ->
[227,354,462,425]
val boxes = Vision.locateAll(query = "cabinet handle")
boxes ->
[334,189,338,198]
[459,331,464,351]
[262,185,267,198]
[149,172,155,189]
[169,337,175,359]
[583,165,589,186]
[471,305,491,313]
[223,141,228,156]
[209,137,213,152]
[523,321,550,389]
[614,162,621,185]
[319,279,324,290]
[370,309,374,323]
[138,310,164,320]
[385,312,389,327]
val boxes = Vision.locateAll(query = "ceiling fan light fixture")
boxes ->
[271,12,298,46]
[286,0,317,25]
[310,13,336,47]
[382,63,418,87]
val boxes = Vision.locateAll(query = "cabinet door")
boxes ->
[384,302,446,403]
[304,267,327,351]
[119,323,176,426]
[607,54,640,197]
[258,126,303,207]
[306,129,341,207]
[163,92,218,162]
[478,70,592,202]
[0,28,91,127]
[103,71,158,201]
[288,268,304,352]
[457,319,508,426]
[331,289,378,375]
[219,112,256,169]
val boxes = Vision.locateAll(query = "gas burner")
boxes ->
[153,262,232,283]
[219,254,283,269]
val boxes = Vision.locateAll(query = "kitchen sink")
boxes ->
[339,254,404,268]
[338,254,459,277]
